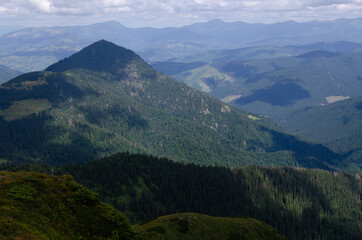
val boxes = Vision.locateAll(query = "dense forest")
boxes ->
[0,170,288,240]
[5,152,361,240]
[277,95,362,170]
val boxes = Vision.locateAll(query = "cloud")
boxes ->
[29,0,53,13]
[0,0,361,27]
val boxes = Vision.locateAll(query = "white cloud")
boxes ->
[29,0,54,13]
[0,0,361,27]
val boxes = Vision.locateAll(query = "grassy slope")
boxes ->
[0,40,342,170]
[0,98,51,121]
[0,171,149,240]
[133,213,286,240]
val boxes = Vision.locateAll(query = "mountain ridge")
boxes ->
[1,18,362,71]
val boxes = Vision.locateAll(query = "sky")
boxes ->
[1,0,362,28]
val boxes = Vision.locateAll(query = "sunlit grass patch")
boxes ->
[247,115,260,120]
[0,99,51,121]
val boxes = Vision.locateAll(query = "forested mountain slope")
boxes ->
[0,40,343,170]
[6,153,360,240]
[0,170,288,240]
[63,153,362,240]
[277,96,362,170]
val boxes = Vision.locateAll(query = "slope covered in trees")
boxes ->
[8,153,359,240]
[0,170,289,240]
[0,40,343,170]
[60,153,361,240]
[277,96,362,170]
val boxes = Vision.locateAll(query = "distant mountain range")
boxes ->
[1,18,362,71]
[0,40,343,170]
[0,25,23,35]
[166,41,362,63]
[0,65,21,84]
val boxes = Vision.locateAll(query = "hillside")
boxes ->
[1,18,362,71]
[0,170,290,240]
[0,171,158,240]
[277,96,362,170]
[0,40,343,170]
[8,153,360,240]
[133,213,286,240]
[0,65,21,84]
[158,51,362,119]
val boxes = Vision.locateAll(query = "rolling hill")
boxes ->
[276,96,362,170]
[0,40,343,170]
[133,213,286,240]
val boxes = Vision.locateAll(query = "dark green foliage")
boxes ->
[54,153,361,240]
[176,219,188,233]
[235,82,310,106]
[0,71,87,109]
[46,40,143,76]
[0,40,344,170]
[277,96,362,170]
[0,169,287,240]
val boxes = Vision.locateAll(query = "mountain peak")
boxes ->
[46,40,142,74]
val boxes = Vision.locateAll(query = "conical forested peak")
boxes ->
[46,40,143,74]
